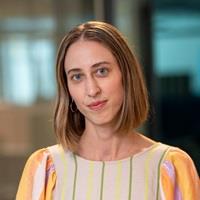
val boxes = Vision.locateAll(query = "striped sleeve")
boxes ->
[16,148,56,200]
[161,148,200,200]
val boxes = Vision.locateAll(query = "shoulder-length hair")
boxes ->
[54,21,149,151]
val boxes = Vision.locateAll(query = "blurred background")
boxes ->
[0,0,200,199]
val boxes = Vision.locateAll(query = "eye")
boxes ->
[96,67,109,77]
[71,73,83,82]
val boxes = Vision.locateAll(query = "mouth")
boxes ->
[87,100,107,111]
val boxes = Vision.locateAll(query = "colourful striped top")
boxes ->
[16,143,200,200]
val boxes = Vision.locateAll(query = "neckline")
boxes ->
[72,142,160,165]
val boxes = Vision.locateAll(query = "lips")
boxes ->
[87,100,107,111]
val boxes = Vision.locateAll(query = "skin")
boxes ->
[65,39,155,161]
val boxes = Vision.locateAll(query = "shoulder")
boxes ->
[25,145,56,168]
[26,144,73,173]
[16,145,58,199]
[165,146,194,162]
[162,146,198,173]
[160,145,200,199]
[20,145,60,181]
[161,145,199,178]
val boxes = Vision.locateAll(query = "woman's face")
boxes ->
[64,40,124,128]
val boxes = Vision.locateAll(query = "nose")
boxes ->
[85,77,101,97]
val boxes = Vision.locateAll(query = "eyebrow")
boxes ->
[66,61,110,75]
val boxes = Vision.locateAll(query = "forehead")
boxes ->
[64,40,117,69]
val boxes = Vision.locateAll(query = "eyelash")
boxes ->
[96,67,109,76]
[71,74,82,81]
[69,67,109,82]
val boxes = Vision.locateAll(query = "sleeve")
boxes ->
[16,148,56,200]
[161,148,200,200]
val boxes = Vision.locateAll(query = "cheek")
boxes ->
[103,77,124,105]
[113,78,124,103]
[116,86,124,104]
[68,84,78,100]
[67,83,74,99]
[68,85,84,106]
[109,75,123,94]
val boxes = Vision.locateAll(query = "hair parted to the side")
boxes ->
[54,21,149,151]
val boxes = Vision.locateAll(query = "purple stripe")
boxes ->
[175,183,182,200]
[45,163,55,184]
[162,160,183,200]
[163,160,175,183]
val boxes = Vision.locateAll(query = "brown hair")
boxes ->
[54,21,149,151]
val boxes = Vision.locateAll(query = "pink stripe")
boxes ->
[163,160,182,200]
[45,163,55,185]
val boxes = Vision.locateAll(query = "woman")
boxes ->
[16,21,200,200]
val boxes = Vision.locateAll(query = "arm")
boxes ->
[16,148,56,200]
[161,148,200,200]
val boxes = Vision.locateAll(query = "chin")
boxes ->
[83,107,121,127]
[86,114,117,127]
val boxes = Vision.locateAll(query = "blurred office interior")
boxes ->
[0,0,200,199]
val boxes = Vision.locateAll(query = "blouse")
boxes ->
[16,143,200,200]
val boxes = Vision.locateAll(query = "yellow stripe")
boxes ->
[58,146,68,200]
[114,161,123,200]
[86,161,95,200]
[144,144,159,200]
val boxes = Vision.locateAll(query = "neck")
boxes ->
[77,125,138,161]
